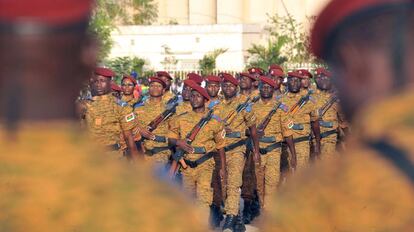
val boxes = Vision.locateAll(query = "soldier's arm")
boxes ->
[123,129,141,159]
[285,135,297,171]
[119,107,142,159]
[167,117,193,153]
[310,107,321,156]
[245,110,260,162]
[280,112,297,170]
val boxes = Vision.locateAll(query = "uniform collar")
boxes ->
[92,94,111,101]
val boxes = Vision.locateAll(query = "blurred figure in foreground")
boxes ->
[0,1,207,231]
[262,0,414,231]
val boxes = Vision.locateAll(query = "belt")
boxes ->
[319,121,334,128]
[259,142,283,155]
[106,143,121,151]
[225,131,241,138]
[259,136,276,143]
[321,129,338,138]
[146,146,170,156]
[293,135,310,144]
[184,152,215,168]
[153,135,167,143]
[224,139,246,152]
[172,146,206,161]
[193,146,207,154]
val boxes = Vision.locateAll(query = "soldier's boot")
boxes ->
[250,191,261,220]
[242,200,253,224]
[209,204,222,228]
[222,215,236,232]
[233,215,246,232]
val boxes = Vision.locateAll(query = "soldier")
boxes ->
[0,1,207,231]
[157,71,174,103]
[168,80,226,227]
[262,1,414,231]
[214,73,260,232]
[85,67,140,159]
[135,77,173,166]
[205,75,222,102]
[313,68,340,159]
[175,79,194,115]
[238,72,258,99]
[121,75,139,107]
[111,82,122,99]
[268,67,286,97]
[297,69,315,92]
[188,72,204,86]
[247,67,264,95]
[252,76,296,209]
[281,71,321,170]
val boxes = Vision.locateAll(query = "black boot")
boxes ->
[242,200,253,224]
[222,215,236,232]
[250,191,261,219]
[209,204,222,228]
[233,215,246,232]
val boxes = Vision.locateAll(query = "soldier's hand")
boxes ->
[176,140,194,153]
[253,150,261,164]
[219,167,227,187]
[224,127,233,134]
[140,129,155,140]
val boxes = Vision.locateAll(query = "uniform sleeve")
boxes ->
[167,117,181,139]
[134,108,147,128]
[214,121,226,149]
[118,105,136,131]
[244,110,257,128]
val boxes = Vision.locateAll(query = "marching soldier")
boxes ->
[280,71,321,170]
[247,67,264,95]
[168,80,226,227]
[157,71,174,103]
[268,65,286,97]
[313,68,340,159]
[262,1,414,231]
[121,75,140,108]
[297,69,315,92]
[135,77,173,165]
[214,73,260,232]
[84,67,140,159]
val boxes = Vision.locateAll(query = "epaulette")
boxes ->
[279,103,289,112]
[208,100,220,109]
[116,99,128,107]
[245,103,252,113]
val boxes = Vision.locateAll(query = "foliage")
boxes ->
[199,48,228,75]
[246,38,288,71]
[104,56,147,83]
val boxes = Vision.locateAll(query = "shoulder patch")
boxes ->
[116,99,129,107]
[211,114,222,122]
[245,104,252,113]
[208,100,220,109]
[279,103,289,112]
[125,113,135,122]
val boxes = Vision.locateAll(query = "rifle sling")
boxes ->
[321,129,338,139]
[184,152,215,168]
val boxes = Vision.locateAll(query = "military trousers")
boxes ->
[182,158,215,207]
[224,150,246,216]
[320,132,338,160]
[291,140,310,170]
[144,149,171,165]
[241,149,257,202]
[212,153,223,207]
[255,148,281,208]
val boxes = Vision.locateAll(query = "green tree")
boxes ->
[104,56,147,83]
[199,48,228,75]
[246,37,288,71]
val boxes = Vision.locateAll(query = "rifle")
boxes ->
[286,90,314,130]
[166,94,180,107]
[142,101,179,143]
[318,95,338,128]
[223,95,260,126]
[171,109,214,171]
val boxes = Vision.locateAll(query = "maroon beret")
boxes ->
[239,72,256,81]
[311,0,409,59]
[187,73,203,85]
[260,76,277,88]
[95,67,115,78]
[111,82,122,92]
[268,64,283,72]
[315,68,332,77]
[149,76,167,88]
[219,73,239,86]
[0,0,94,25]
[287,71,305,79]
[122,75,137,85]
[156,71,172,80]
[269,69,285,77]
[297,69,313,78]
[247,67,264,75]
[187,81,210,100]
[205,75,221,83]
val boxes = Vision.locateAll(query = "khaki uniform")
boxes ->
[168,111,226,208]
[262,91,414,232]
[314,89,340,159]
[121,95,142,142]
[214,96,256,216]
[162,91,175,104]
[135,99,171,165]
[0,122,208,232]
[175,101,192,115]
[252,98,292,207]
[84,94,136,156]
[280,92,318,169]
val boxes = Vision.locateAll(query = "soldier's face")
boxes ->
[121,78,135,95]
[160,76,172,90]
[287,77,301,93]
[222,81,237,98]
[239,75,252,90]
[301,77,311,88]
[190,91,205,109]
[315,75,332,90]
[182,85,192,100]
[259,83,274,99]
[206,81,220,98]
[90,75,111,96]
[149,82,165,97]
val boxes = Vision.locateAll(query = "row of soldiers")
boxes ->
[78,64,349,232]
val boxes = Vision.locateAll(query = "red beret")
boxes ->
[269,68,285,77]
[287,71,304,79]
[205,75,221,83]
[122,75,137,85]
[187,73,203,85]
[95,67,115,78]
[149,76,167,88]
[260,76,277,88]
[247,67,264,75]
[268,64,283,72]
[239,72,257,81]
[315,68,332,77]
[0,0,94,25]
[297,69,313,78]
[219,73,239,86]
[311,0,409,59]
[111,82,122,92]
[156,71,172,80]
[187,81,210,100]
